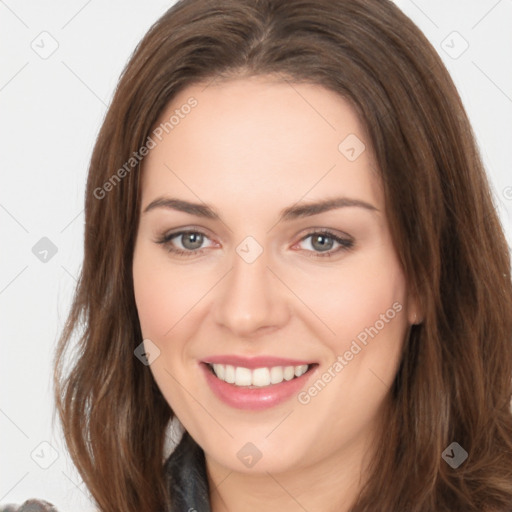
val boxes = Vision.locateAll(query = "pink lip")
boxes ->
[200,361,318,411]
[203,355,313,369]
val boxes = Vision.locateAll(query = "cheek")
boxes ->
[289,253,408,449]
[132,243,204,414]
[290,247,408,350]
[133,243,213,339]
[336,265,405,343]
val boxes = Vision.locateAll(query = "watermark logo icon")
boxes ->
[32,237,58,263]
[134,339,161,366]
[31,441,59,469]
[338,134,366,162]
[31,31,59,60]
[237,442,262,468]
[236,236,263,264]
[442,441,468,468]
[441,31,469,60]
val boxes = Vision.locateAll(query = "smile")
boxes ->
[200,357,318,410]
[207,363,310,387]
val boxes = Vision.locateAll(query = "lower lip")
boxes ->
[200,363,317,410]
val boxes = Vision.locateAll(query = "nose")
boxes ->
[212,246,291,338]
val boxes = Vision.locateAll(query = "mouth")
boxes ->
[205,362,316,388]
[200,359,319,410]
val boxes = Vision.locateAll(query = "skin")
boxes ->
[132,76,421,512]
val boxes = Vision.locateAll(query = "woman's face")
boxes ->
[132,76,418,475]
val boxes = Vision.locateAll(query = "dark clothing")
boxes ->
[164,431,211,512]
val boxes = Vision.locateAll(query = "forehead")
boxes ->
[141,77,382,216]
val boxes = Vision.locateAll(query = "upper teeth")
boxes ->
[211,364,309,387]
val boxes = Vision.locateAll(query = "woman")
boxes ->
[7,0,512,510]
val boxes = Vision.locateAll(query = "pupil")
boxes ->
[312,234,333,252]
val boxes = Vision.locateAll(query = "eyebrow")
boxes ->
[142,196,378,221]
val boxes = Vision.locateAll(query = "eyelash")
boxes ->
[155,229,354,259]
[296,229,354,258]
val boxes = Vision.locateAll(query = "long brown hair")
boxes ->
[54,0,512,510]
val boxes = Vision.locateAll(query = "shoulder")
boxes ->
[0,500,58,511]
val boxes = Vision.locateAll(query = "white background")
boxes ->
[1,1,511,510]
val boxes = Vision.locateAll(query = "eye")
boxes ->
[155,230,216,257]
[155,228,354,259]
[294,229,354,257]
[175,232,206,250]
